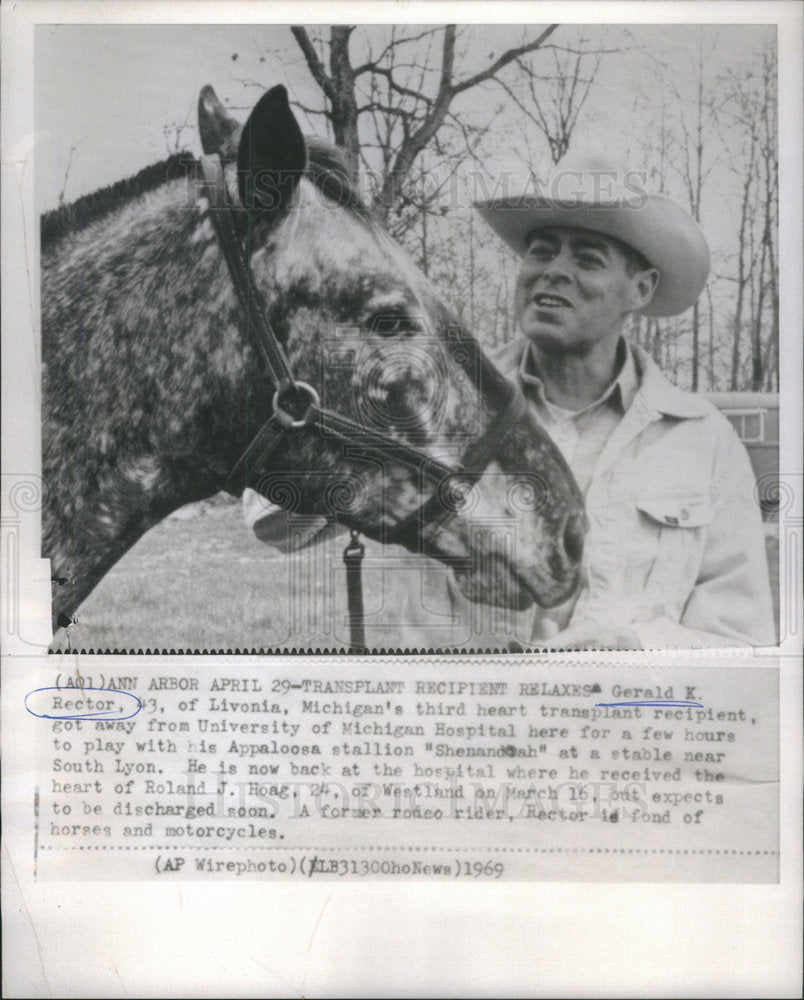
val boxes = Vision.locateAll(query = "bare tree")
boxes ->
[163,119,193,155]
[289,24,559,221]
[755,42,779,391]
[58,144,78,206]
[495,29,619,166]
[632,29,779,394]
[719,39,778,391]
[725,101,759,390]
[221,25,777,379]
[666,38,724,391]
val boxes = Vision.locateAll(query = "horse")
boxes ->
[41,83,585,642]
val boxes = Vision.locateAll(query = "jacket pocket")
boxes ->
[633,494,713,618]
[635,495,713,529]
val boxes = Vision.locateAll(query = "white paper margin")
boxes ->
[2,2,801,997]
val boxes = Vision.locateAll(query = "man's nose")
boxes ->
[541,252,573,283]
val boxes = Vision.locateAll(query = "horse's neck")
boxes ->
[42,175,252,622]
[43,447,210,625]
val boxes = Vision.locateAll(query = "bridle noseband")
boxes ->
[200,153,527,645]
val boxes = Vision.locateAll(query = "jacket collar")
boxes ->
[629,343,711,418]
[493,337,710,420]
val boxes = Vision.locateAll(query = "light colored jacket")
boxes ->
[246,339,776,649]
[489,338,776,648]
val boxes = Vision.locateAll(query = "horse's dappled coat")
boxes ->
[41,83,584,634]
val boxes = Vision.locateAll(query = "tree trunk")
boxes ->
[469,212,475,333]
[751,236,768,390]
[328,27,361,182]
[420,198,429,276]
[730,159,754,390]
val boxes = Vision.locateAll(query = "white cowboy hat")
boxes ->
[474,151,710,317]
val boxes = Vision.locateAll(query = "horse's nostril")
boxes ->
[563,511,585,565]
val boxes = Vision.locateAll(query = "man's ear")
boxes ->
[629,268,661,312]
[198,85,242,160]
[237,84,307,213]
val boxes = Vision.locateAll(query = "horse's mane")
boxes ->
[40,138,375,249]
[305,136,374,224]
[40,151,198,248]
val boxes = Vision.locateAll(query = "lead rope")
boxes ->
[343,530,366,653]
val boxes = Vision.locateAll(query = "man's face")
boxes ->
[514,226,651,355]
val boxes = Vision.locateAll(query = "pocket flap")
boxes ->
[636,495,713,527]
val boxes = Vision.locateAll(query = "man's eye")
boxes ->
[368,311,418,337]
[577,254,604,268]
[527,245,553,260]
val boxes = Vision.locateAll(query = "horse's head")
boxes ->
[198,85,585,610]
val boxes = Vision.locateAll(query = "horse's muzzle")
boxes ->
[537,507,587,608]
[562,508,586,568]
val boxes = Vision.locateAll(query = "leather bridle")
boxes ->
[200,153,528,648]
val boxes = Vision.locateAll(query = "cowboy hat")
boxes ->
[474,152,710,317]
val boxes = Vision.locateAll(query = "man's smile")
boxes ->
[531,292,573,308]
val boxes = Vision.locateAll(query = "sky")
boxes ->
[35,22,774,215]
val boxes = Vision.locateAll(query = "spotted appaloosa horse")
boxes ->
[41,84,585,634]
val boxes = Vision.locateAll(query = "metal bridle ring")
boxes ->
[272,381,321,429]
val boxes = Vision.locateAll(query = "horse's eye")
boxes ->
[368,310,418,337]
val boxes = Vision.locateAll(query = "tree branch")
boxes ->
[352,28,444,75]
[364,65,433,105]
[290,26,337,104]
[450,24,559,95]
[373,26,457,217]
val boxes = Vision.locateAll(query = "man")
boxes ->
[245,153,775,649]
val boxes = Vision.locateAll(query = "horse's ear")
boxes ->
[237,84,307,212]
[197,85,241,160]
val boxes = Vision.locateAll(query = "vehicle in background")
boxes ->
[705,392,780,516]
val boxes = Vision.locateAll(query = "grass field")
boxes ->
[54,496,781,652]
[55,498,352,652]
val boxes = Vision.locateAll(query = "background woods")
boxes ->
[40,23,779,391]
[248,24,779,392]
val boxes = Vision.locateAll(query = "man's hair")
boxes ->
[610,235,653,276]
